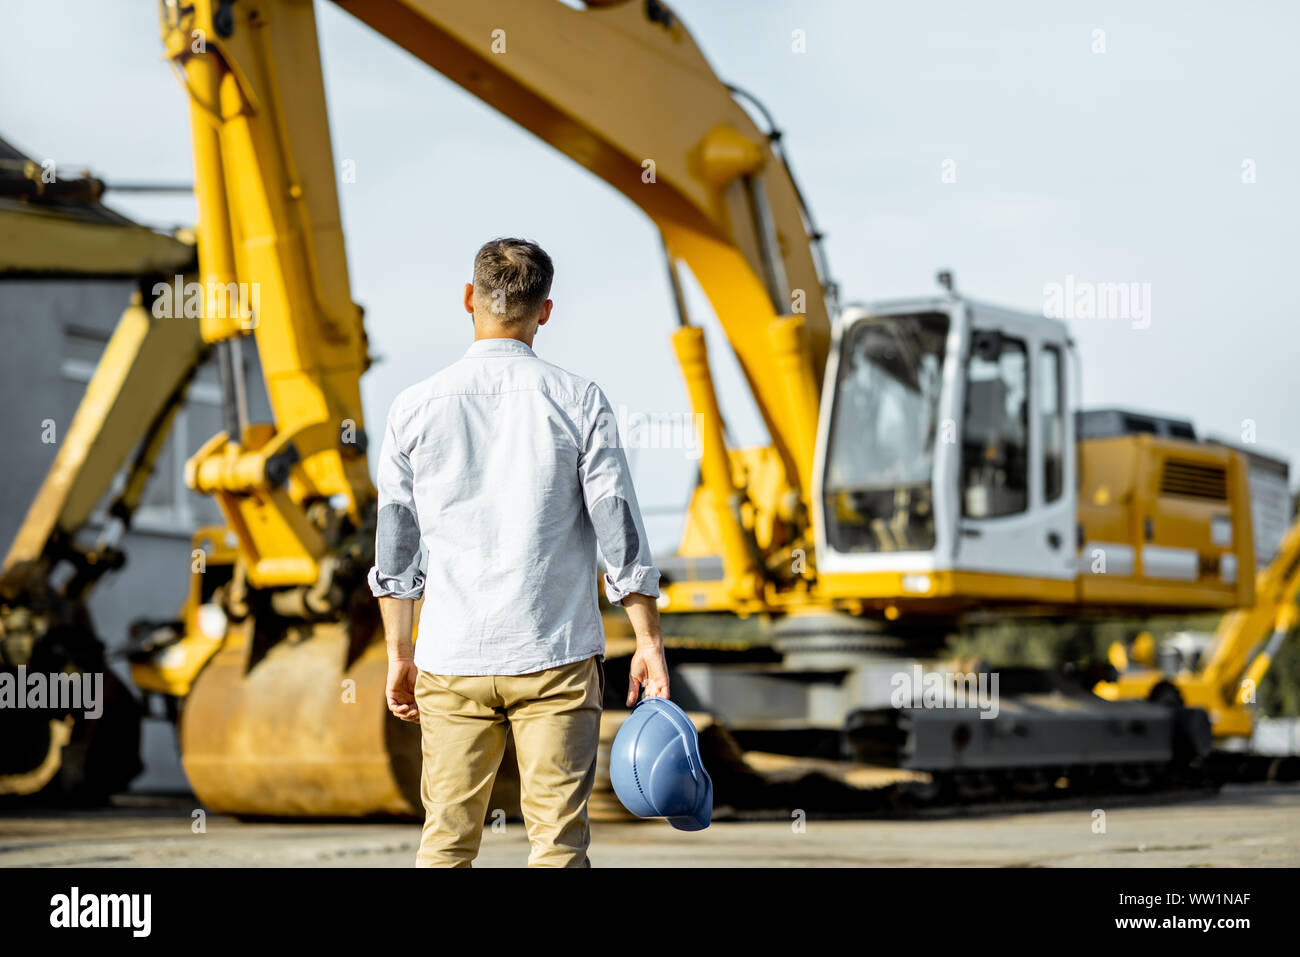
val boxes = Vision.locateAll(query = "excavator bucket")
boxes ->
[180,620,519,818]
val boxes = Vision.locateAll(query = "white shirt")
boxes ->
[367,337,660,676]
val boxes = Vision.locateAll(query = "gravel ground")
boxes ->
[1,784,1296,867]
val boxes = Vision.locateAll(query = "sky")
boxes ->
[3,0,1297,552]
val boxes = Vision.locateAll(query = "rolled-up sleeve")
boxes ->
[367,404,426,601]
[578,383,661,605]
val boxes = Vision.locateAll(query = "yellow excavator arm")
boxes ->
[160,0,835,614]
[0,289,205,798]
[138,0,838,816]
[161,0,374,601]
[1,293,205,586]
[336,0,834,421]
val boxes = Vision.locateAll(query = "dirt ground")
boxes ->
[1,783,1296,867]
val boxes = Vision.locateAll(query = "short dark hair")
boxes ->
[472,238,554,322]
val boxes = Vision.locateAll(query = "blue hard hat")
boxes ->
[609,696,713,831]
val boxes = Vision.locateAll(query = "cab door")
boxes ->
[951,303,1077,583]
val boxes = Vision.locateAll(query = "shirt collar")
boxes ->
[465,338,536,358]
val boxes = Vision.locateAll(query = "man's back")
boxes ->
[370,337,658,676]
[372,238,670,868]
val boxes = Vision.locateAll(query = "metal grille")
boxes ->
[1159,459,1228,500]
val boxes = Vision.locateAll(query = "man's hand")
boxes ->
[378,596,419,722]
[386,657,420,723]
[621,592,669,704]
[627,638,670,705]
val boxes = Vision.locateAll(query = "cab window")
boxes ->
[1040,345,1065,503]
[822,312,949,552]
[962,334,1028,517]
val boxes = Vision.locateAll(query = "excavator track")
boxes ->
[169,626,1295,822]
[596,710,1299,823]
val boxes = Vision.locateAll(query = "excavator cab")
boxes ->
[814,296,1078,610]
[814,295,1256,616]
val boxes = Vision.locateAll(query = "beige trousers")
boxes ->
[414,654,604,867]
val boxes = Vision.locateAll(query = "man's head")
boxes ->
[465,237,554,342]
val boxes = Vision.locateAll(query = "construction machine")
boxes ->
[0,141,213,801]
[6,0,1294,813]
[0,289,207,799]
[1098,489,1300,745]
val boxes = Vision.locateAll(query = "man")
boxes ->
[368,237,670,868]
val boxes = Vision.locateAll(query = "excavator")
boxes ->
[0,289,206,800]
[1097,509,1300,745]
[3,0,1295,814]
